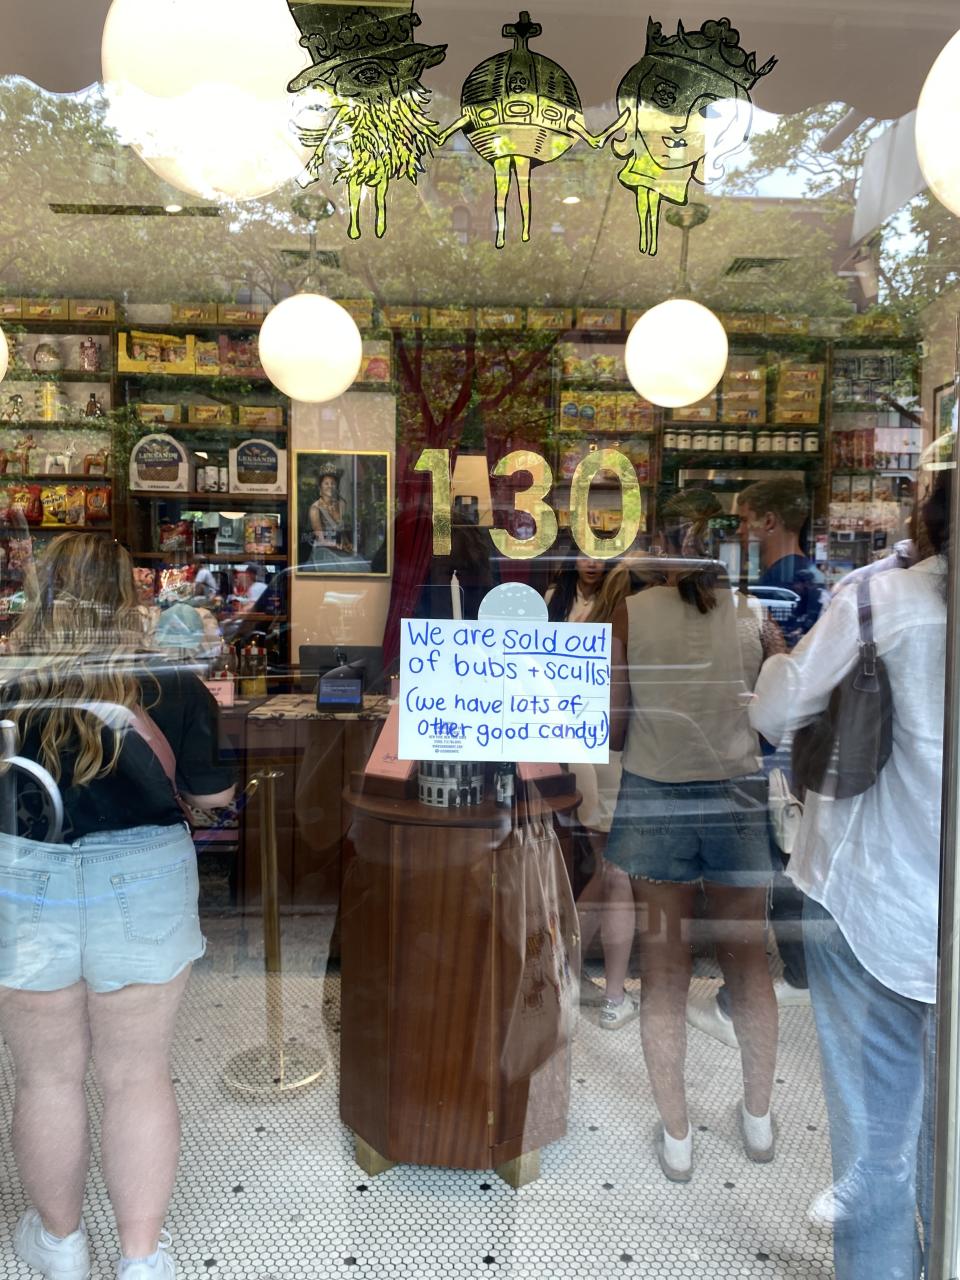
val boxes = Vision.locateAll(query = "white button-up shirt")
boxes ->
[750,557,946,1003]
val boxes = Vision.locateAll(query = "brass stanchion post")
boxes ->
[224,769,326,1099]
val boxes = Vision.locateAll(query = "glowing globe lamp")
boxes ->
[101,0,308,201]
[0,330,8,384]
[259,295,363,403]
[917,29,960,217]
[624,300,728,408]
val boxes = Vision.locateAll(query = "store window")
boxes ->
[0,3,959,1279]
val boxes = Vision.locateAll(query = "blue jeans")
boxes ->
[804,897,936,1280]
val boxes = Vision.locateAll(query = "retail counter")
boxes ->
[240,694,390,914]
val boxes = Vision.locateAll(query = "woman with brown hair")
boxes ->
[545,546,640,1028]
[605,490,777,1181]
[0,533,234,1280]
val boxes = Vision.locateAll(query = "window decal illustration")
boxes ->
[437,11,621,249]
[283,9,775,255]
[286,2,447,239]
[609,18,776,255]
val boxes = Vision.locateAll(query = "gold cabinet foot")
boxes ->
[354,1136,396,1177]
[495,1149,540,1188]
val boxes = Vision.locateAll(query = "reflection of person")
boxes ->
[690,476,824,1044]
[609,18,775,254]
[749,472,949,1279]
[545,549,637,1030]
[738,477,826,648]
[0,533,235,1280]
[231,564,267,613]
[606,490,777,1182]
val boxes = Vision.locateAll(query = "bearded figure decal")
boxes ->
[608,17,776,255]
[287,3,446,239]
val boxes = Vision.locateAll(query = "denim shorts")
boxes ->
[0,823,204,994]
[604,769,773,888]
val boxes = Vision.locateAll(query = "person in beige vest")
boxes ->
[605,490,778,1182]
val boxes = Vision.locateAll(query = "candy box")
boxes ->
[228,438,287,495]
[237,404,283,428]
[129,434,193,492]
[217,334,265,378]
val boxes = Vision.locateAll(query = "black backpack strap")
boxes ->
[856,575,879,684]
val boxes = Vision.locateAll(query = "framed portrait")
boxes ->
[934,381,957,436]
[293,450,392,577]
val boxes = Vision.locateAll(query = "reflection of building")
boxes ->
[418,759,485,807]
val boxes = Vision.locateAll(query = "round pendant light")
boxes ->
[0,330,8,384]
[259,294,363,403]
[101,0,308,202]
[624,299,728,408]
[917,28,960,217]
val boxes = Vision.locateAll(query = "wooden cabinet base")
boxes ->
[354,1136,396,1178]
[340,789,579,1185]
[494,1150,541,1189]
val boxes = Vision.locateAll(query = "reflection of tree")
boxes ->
[718,101,959,322]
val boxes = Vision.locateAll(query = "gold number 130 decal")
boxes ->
[415,448,643,560]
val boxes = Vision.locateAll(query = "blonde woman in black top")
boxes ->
[0,534,234,1280]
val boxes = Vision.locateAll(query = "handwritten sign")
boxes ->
[398,618,612,763]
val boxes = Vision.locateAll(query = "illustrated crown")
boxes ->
[645,16,777,92]
[290,4,420,63]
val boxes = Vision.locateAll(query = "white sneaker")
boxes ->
[773,978,811,1007]
[116,1233,176,1280]
[13,1209,91,1280]
[599,993,640,1030]
[685,992,739,1049]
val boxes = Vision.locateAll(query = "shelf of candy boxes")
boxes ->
[555,438,653,483]
[661,424,821,456]
[0,473,112,531]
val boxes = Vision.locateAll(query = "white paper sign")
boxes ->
[398,618,611,763]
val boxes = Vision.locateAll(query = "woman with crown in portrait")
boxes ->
[606,17,776,255]
[285,2,447,239]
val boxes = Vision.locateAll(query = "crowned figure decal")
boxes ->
[605,17,776,255]
[286,2,447,239]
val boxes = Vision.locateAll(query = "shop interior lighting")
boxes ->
[624,298,729,408]
[0,330,7,384]
[259,293,362,403]
[101,0,308,201]
[562,195,581,204]
[916,27,960,217]
[624,203,728,407]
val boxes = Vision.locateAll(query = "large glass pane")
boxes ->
[0,4,957,1278]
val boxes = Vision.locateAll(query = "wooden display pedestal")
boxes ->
[339,787,578,1187]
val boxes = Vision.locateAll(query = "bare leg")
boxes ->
[634,878,698,1137]
[648,190,661,256]
[0,982,91,1238]
[373,175,389,239]
[600,860,635,1003]
[493,157,512,249]
[348,179,362,240]
[636,189,650,255]
[88,968,191,1260]
[514,157,532,242]
[704,883,777,1116]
